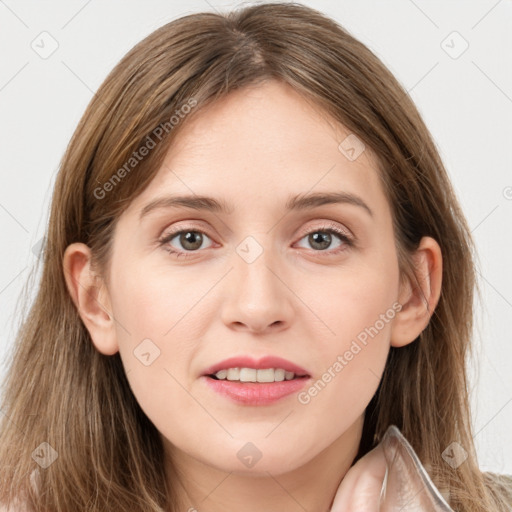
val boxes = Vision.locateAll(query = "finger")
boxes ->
[330,443,387,512]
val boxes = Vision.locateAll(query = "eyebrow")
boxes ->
[138,191,373,220]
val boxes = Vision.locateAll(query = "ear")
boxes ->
[390,236,442,348]
[62,243,119,355]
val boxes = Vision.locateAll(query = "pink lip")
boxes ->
[201,355,311,406]
[201,355,310,377]
[203,377,310,405]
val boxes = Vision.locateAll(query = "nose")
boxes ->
[220,242,295,334]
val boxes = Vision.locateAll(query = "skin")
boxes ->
[64,80,442,512]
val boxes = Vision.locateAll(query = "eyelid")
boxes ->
[295,220,353,241]
[160,218,353,240]
[159,219,215,239]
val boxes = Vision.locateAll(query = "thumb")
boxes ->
[330,443,387,512]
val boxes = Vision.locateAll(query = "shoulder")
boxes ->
[483,472,512,505]
[0,491,32,511]
[0,500,30,512]
[0,469,39,511]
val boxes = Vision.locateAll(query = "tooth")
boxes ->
[256,368,275,383]
[215,369,227,380]
[274,368,285,382]
[239,368,257,382]
[216,368,297,382]
[227,368,240,380]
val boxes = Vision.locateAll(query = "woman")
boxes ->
[0,2,510,511]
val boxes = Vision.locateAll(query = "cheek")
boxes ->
[109,257,214,351]
[301,249,399,358]
[294,248,399,412]
[106,261,218,431]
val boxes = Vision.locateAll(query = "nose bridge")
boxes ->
[220,233,293,331]
[234,233,282,301]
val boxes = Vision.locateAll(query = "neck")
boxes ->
[164,416,364,512]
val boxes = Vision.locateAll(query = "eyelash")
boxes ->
[157,222,354,259]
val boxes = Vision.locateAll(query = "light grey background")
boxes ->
[1,0,511,473]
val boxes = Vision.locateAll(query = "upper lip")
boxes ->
[202,356,310,377]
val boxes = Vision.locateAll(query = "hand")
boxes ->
[329,443,387,512]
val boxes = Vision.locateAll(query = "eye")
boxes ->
[158,222,354,259]
[158,228,214,258]
[294,223,353,254]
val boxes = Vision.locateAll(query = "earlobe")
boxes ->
[62,243,119,355]
[390,236,443,348]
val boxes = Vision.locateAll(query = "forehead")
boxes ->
[125,80,389,219]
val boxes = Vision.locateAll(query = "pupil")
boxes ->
[310,232,331,250]
[181,231,202,250]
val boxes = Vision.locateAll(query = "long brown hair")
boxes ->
[1,2,510,510]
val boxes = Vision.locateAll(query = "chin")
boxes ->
[203,437,316,476]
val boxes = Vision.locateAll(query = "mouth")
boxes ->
[200,356,311,405]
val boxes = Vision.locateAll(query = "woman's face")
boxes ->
[104,80,402,474]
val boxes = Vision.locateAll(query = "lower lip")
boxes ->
[202,376,310,405]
